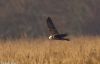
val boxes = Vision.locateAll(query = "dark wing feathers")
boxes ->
[54,34,67,38]
[47,17,59,35]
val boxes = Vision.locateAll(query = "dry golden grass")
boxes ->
[0,36,100,64]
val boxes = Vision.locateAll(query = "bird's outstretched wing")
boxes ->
[47,17,59,35]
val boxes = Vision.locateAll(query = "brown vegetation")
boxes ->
[0,36,100,64]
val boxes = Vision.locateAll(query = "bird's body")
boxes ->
[47,17,70,41]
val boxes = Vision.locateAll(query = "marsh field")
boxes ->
[0,36,100,64]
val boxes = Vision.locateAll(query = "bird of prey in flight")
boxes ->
[47,17,70,41]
